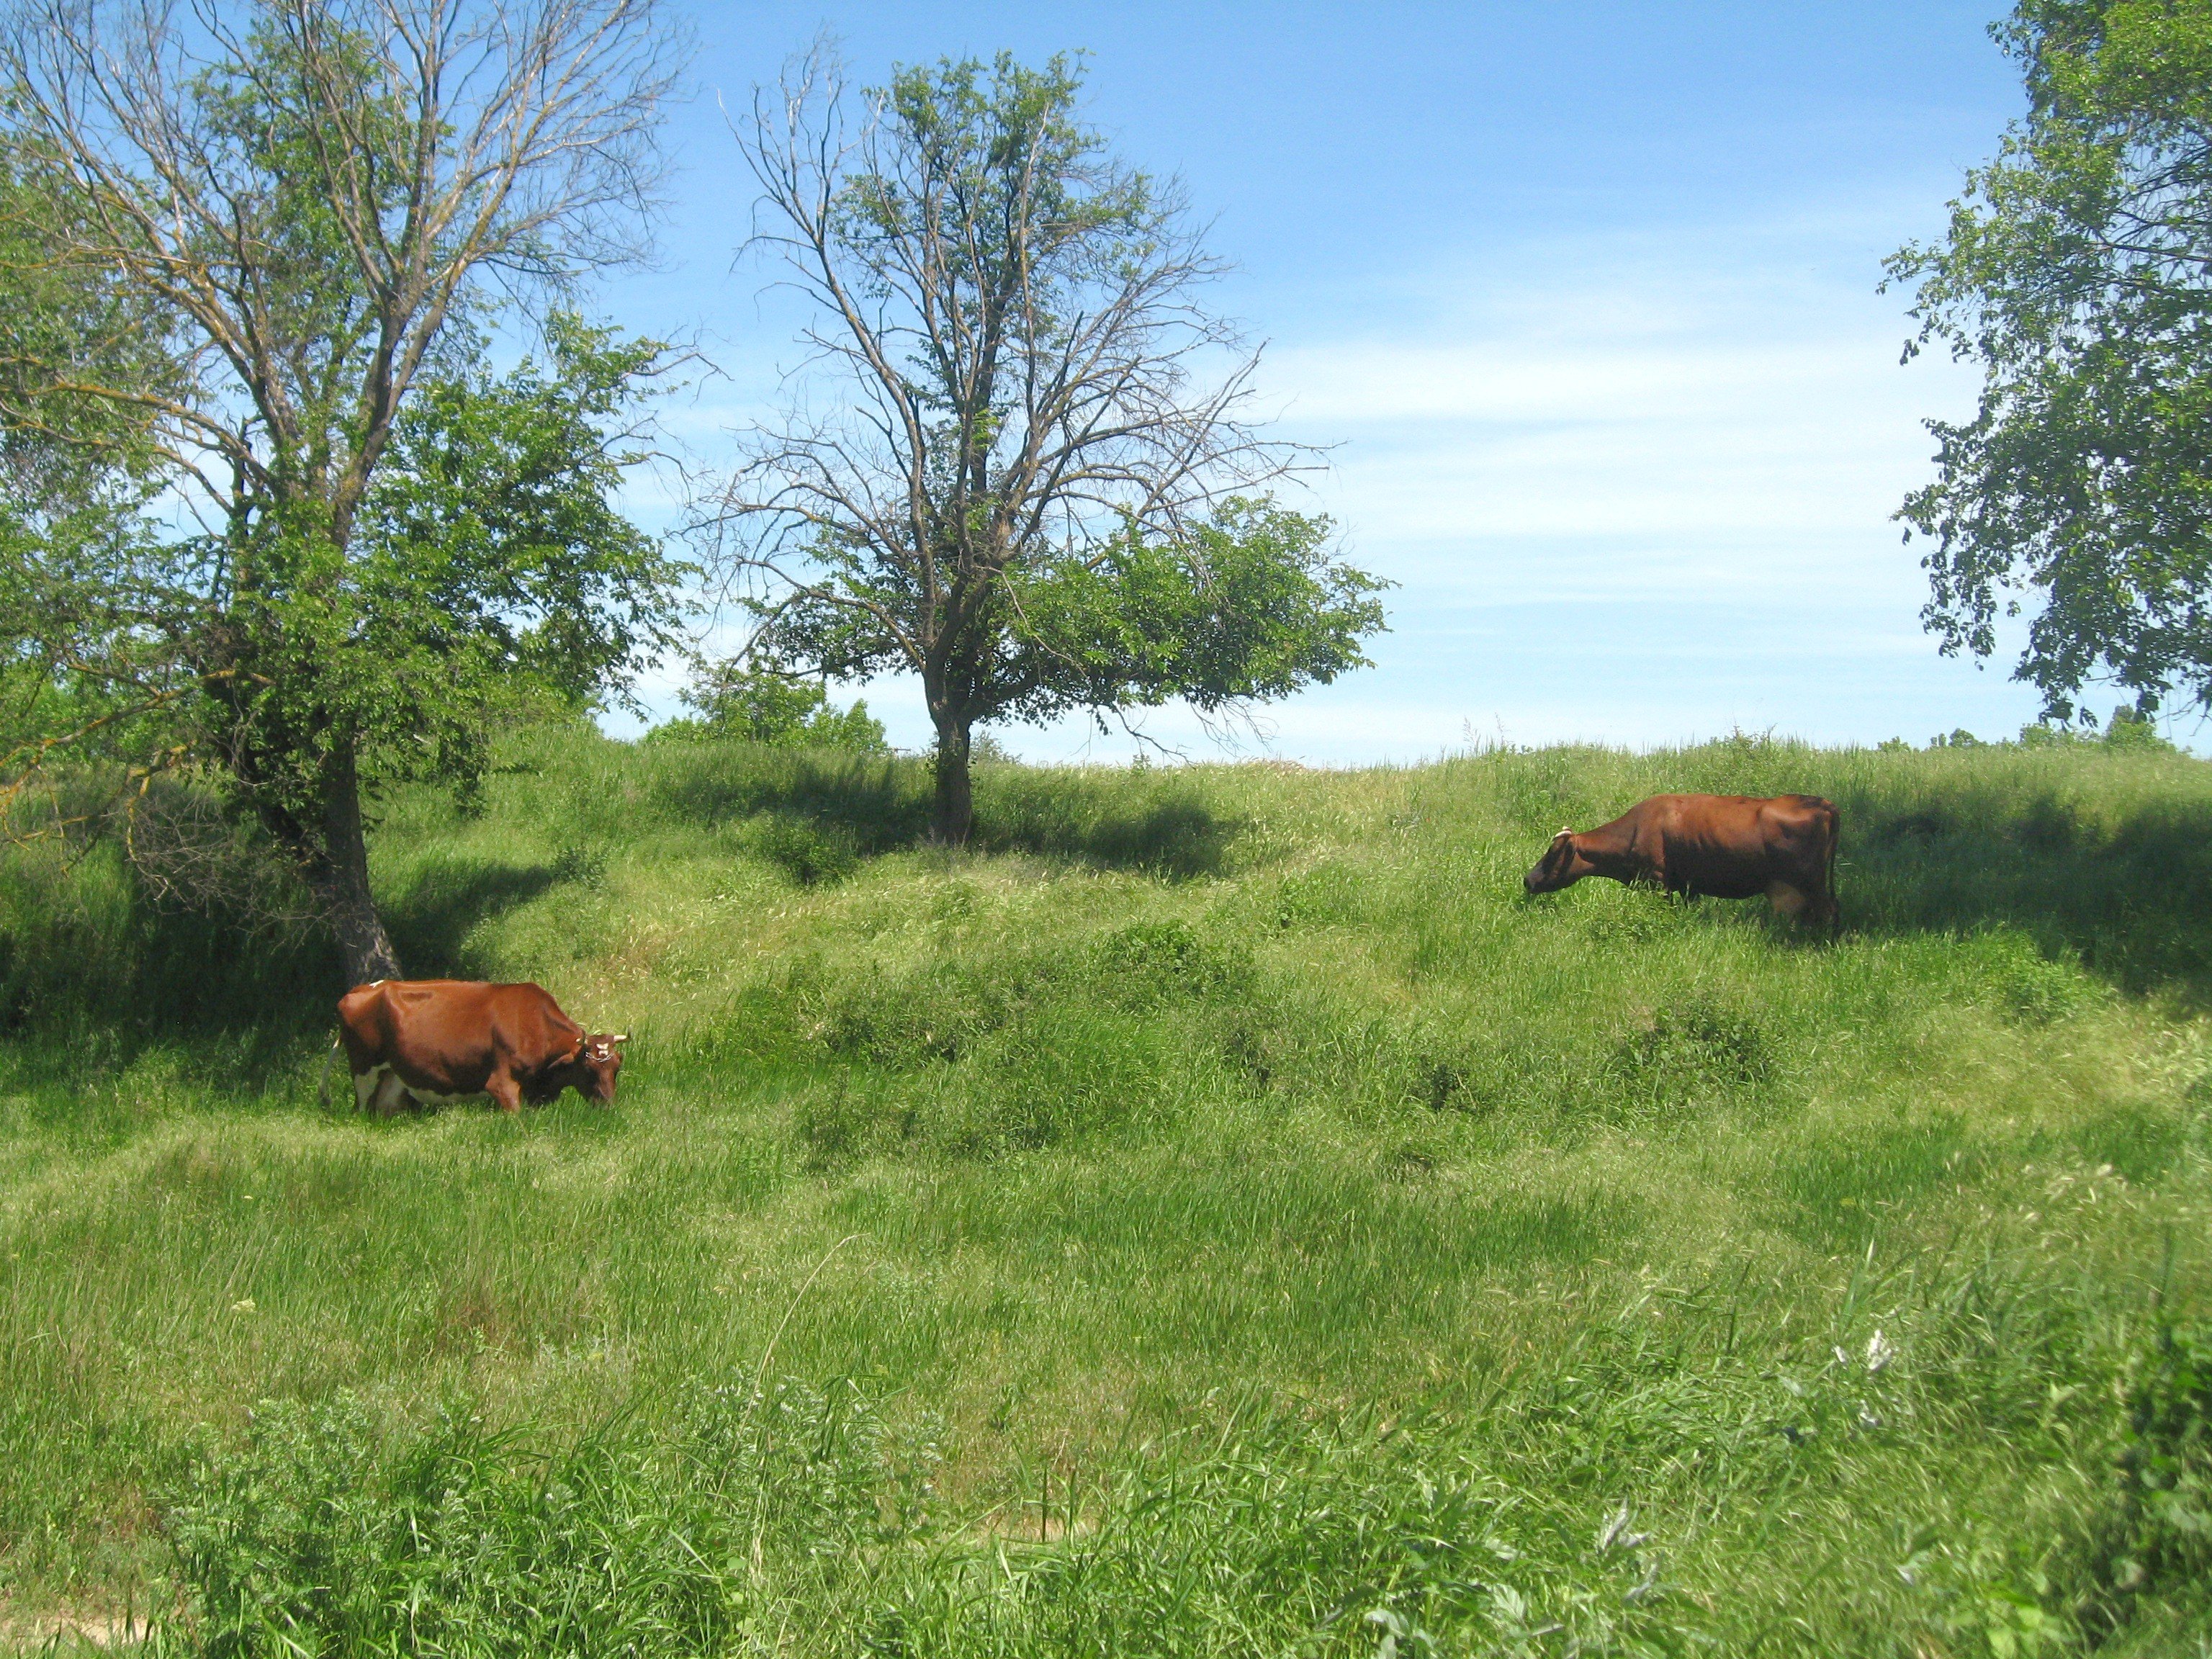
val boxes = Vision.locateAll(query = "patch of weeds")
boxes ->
[1270,865,1359,930]
[158,1379,935,1658]
[1089,919,1254,1010]
[1222,1017,1282,1090]
[2112,1321,2212,1604]
[2062,1320,2212,1641]
[1385,1138,1440,1179]
[799,995,1223,1164]
[1972,930,2100,1025]
[1424,1059,1468,1113]
[929,1005,1201,1159]
[795,1070,916,1170]
[2066,1100,2189,1187]
[1576,887,1687,945]
[1767,1115,1979,1251]
[749,815,860,886]
[550,842,609,889]
[1604,997,1771,1123]
[816,958,1041,1066]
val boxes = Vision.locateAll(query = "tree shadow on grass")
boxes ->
[0,902,340,1097]
[1836,783,2212,1006]
[974,778,1245,878]
[385,858,563,978]
[643,742,1249,879]
[647,747,930,853]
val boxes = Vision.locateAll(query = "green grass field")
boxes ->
[1,728,2208,1655]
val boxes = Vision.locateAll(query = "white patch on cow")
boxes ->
[353,1062,388,1112]
[351,1061,485,1114]
[408,1087,486,1108]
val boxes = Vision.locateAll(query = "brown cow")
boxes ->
[1522,793,1839,927]
[333,979,625,1115]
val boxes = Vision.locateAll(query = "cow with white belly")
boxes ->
[334,979,624,1115]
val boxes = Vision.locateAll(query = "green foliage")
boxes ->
[355,317,687,723]
[648,660,888,753]
[2,317,684,943]
[1002,496,1390,721]
[2104,703,2180,751]
[729,51,1384,839]
[0,0,680,978]
[0,141,175,511]
[1889,0,2212,718]
[189,318,687,824]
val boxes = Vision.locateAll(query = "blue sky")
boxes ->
[601,1,2064,761]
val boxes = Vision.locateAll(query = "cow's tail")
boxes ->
[1820,801,1841,935]
[317,1033,343,1112]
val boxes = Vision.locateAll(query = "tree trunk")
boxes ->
[305,742,403,986]
[930,713,974,845]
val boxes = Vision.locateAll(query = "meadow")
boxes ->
[0,727,2207,1655]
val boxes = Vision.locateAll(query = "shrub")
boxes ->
[747,815,860,886]
[649,660,890,755]
[1972,931,2099,1025]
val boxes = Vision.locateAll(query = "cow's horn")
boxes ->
[1555,826,1573,838]
[608,1032,629,1043]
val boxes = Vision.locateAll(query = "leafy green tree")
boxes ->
[648,660,890,753]
[2018,705,2181,748]
[1888,0,2212,720]
[0,0,683,981]
[716,50,1387,842]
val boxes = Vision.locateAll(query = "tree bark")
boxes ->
[303,742,403,986]
[930,713,974,845]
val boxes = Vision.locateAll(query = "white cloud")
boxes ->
[607,204,2061,760]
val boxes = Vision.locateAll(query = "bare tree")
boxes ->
[710,48,1379,843]
[0,0,685,982]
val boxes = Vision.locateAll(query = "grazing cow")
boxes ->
[1522,793,1839,927]
[333,979,626,1115]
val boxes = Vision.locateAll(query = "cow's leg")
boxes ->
[368,1067,415,1116]
[485,1069,523,1115]
[354,1063,412,1115]
[1766,880,1809,921]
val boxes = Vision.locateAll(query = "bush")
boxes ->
[647,660,889,755]
[1972,930,2099,1025]
[747,815,860,886]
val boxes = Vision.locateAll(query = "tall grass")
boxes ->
[0,726,2207,1653]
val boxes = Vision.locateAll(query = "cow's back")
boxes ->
[337,980,571,1096]
[1635,793,1835,899]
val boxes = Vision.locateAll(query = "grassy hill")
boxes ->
[1,729,2208,1655]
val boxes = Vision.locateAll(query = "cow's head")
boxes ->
[1523,827,1587,895]
[565,1032,626,1105]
